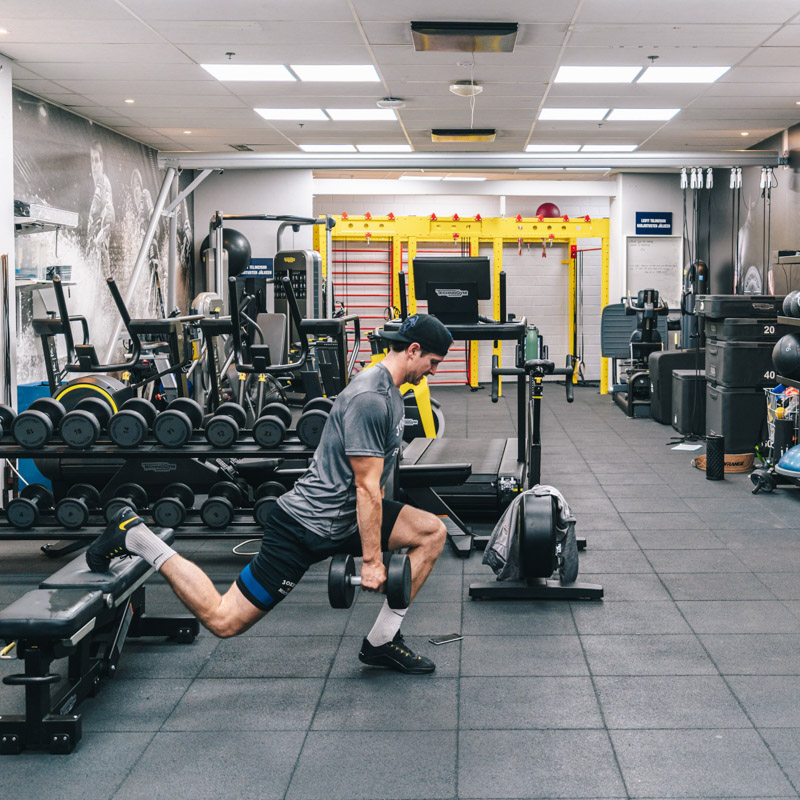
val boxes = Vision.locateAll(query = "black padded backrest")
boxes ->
[601,303,669,358]
[0,588,103,640]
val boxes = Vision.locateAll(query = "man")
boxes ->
[87,141,115,275]
[86,313,453,674]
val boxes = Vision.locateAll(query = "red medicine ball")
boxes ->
[536,202,561,218]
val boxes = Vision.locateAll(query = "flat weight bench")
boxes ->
[0,528,199,755]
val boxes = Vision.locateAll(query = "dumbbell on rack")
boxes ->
[151,483,195,528]
[55,484,102,530]
[60,397,113,449]
[12,398,66,449]
[108,398,158,448]
[0,404,17,438]
[252,481,286,527]
[205,402,247,448]
[297,397,334,448]
[253,402,292,448]
[103,483,148,523]
[6,484,55,529]
[153,398,205,447]
[200,481,243,528]
[327,552,411,610]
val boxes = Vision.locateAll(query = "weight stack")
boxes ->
[672,370,706,436]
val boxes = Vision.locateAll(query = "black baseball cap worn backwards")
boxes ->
[381,314,453,357]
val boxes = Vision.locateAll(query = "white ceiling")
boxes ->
[1,0,799,158]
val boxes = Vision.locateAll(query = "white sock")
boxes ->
[124,522,177,572]
[366,600,407,646]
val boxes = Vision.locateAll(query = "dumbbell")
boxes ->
[103,482,148,523]
[789,291,800,319]
[151,483,195,528]
[55,483,102,530]
[327,552,411,610]
[205,402,247,448]
[200,481,243,528]
[304,397,335,414]
[153,397,205,447]
[108,398,158,448]
[0,404,17,438]
[253,402,293,448]
[296,404,330,448]
[252,481,286,527]
[12,397,66,449]
[6,484,54,530]
[59,397,113,449]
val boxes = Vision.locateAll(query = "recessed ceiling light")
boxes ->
[539,108,608,121]
[638,66,730,83]
[444,176,487,181]
[399,175,443,181]
[555,66,642,83]
[0,28,9,35]
[326,108,397,121]
[607,108,680,121]
[356,144,413,152]
[183,130,192,135]
[298,144,357,152]
[526,144,581,152]
[254,108,328,120]
[201,64,295,81]
[377,97,406,109]
[741,131,750,136]
[124,98,135,104]
[581,144,638,152]
[796,101,800,106]
[290,65,380,82]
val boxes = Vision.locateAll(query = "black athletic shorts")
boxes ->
[236,499,406,612]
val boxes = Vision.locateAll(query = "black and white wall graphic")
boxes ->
[13,89,193,384]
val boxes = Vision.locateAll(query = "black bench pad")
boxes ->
[0,589,103,641]
[40,527,174,597]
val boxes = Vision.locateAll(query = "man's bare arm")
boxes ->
[349,455,386,592]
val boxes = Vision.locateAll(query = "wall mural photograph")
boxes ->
[13,89,193,384]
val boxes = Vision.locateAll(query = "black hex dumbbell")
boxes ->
[152,483,195,528]
[296,405,330,448]
[252,481,286,527]
[253,402,293,448]
[55,483,102,530]
[205,402,247,448]
[108,398,158,448]
[103,482,148,523]
[7,484,54,529]
[0,404,17,438]
[59,397,113,450]
[327,552,412,610]
[200,481,243,528]
[153,397,205,447]
[12,397,66,449]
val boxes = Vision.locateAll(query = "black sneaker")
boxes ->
[358,632,435,674]
[85,505,144,573]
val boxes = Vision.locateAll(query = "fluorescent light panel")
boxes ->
[526,144,581,152]
[356,144,412,152]
[202,64,295,81]
[638,66,730,83]
[607,108,680,121]
[298,144,357,152]
[290,64,380,82]
[555,66,642,83]
[581,144,638,152]
[539,108,608,121]
[254,108,327,120]
[326,108,397,121]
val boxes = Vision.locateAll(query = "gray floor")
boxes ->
[3,383,800,799]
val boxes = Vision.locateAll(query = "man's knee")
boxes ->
[206,616,246,639]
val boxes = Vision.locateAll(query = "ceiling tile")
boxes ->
[78,93,250,109]
[0,42,192,63]
[0,19,160,43]
[560,46,752,67]
[739,47,800,67]
[381,64,551,83]
[352,0,580,23]
[122,0,354,21]
[17,62,210,80]
[568,24,779,48]
[1,1,128,19]
[578,0,799,24]
[763,25,800,46]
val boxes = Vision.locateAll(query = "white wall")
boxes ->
[0,56,15,404]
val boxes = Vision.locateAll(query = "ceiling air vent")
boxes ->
[228,144,254,152]
[411,22,518,53]
[431,129,497,143]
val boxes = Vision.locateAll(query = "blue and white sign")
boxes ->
[241,257,274,278]
[635,212,672,235]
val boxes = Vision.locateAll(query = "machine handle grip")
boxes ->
[550,355,575,403]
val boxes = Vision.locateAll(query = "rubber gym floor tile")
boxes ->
[758,728,800,790]
[596,675,751,729]
[328,634,461,678]
[462,599,577,636]
[581,633,716,676]
[578,529,640,550]
[621,512,707,531]
[81,678,190,732]
[286,730,456,799]
[571,602,692,635]
[460,676,603,730]
[1,732,154,800]
[113,730,305,800]
[726,547,800,574]
[578,572,672,601]
[660,572,778,601]
[677,601,800,635]
[783,600,800,621]
[116,635,221,679]
[644,549,752,574]
[710,527,800,550]
[311,675,458,730]
[577,548,654,573]
[460,634,589,676]
[568,496,619,514]
[609,729,795,798]
[552,481,608,498]
[695,511,789,530]
[344,600,462,637]
[458,729,626,799]
[238,600,351,636]
[611,496,692,513]
[162,677,323,731]
[727,676,800,727]
[700,634,800,675]
[630,528,723,550]
[755,571,800,600]
[577,512,627,531]
[198,635,340,678]
[353,572,464,603]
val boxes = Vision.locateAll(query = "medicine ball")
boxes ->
[536,202,561,218]
[790,291,800,319]
[772,333,800,379]
[782,291,798,317]
[200,228,252,278]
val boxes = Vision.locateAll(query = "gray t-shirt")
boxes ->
[277,363,405,539]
